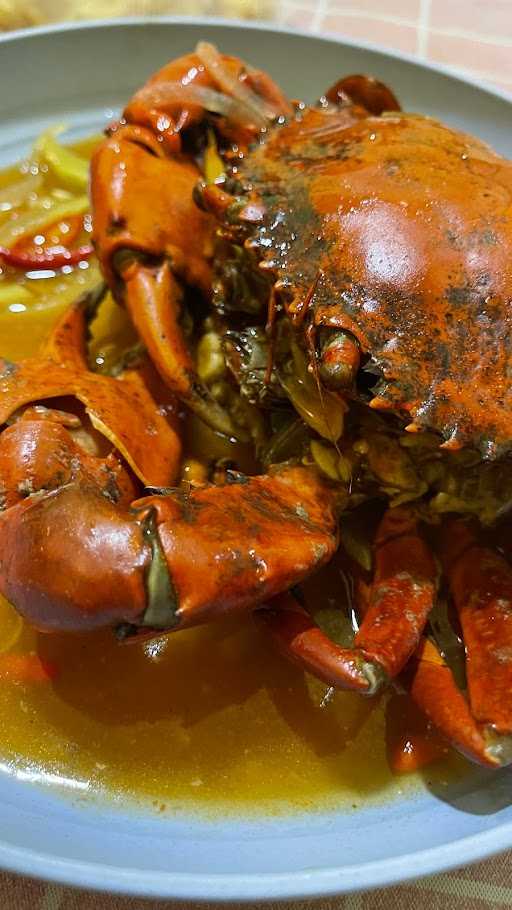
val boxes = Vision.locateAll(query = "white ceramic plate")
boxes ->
[0,17,512,901]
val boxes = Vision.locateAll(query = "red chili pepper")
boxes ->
[0,244,94,271]
[14,214,84,258]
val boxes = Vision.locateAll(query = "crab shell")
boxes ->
[226,104,512,458]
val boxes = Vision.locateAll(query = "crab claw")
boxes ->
[0,465,338,634]
[0,291,181,488]
[0,412,137,511]
[91,130,242,439]
[91,45,291,439]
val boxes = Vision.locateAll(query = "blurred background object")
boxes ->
[0,0,274,28]
[0,0,43,28]
[0,0,510,96]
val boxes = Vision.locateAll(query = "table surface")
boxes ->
[1,0,511,907]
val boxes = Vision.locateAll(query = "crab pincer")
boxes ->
[0,291,338,634]
[0,290,181,491]
[0,464,338,634]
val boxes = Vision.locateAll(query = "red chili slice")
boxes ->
[0,244,94,270]
[14,214,85,257]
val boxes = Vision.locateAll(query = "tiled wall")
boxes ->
[277,0,512,94]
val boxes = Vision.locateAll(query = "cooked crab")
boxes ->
[0,44,511,770]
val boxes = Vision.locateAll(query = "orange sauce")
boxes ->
[0,595,467,813]
[0,138,468,814]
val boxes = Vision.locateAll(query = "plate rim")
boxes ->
[0,816,512,900]
[2,13,512,107]
[0,15,511,900]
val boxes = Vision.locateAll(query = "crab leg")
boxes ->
[354,507,438,676]
[390,519,512,768]
[257,507,511,767]
[258,507,438,694]
[441,520,512,738]
[256,592,382,694]
[402,638,506,768]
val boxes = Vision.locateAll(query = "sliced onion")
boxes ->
[0,194,89,248]
[34,128,89,192]
[135,81,267,131]
[294,118,359,141]
[196,41,279,127]
[0,174,42,213]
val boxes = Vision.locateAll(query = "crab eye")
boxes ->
[319,330,360,389]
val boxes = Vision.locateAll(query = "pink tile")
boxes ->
[430,0,512,41]
[427,32,512,81]
[280,4,317,29]
[328,1,421,22]
[321,13,418,53]
[491,80,512,97]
